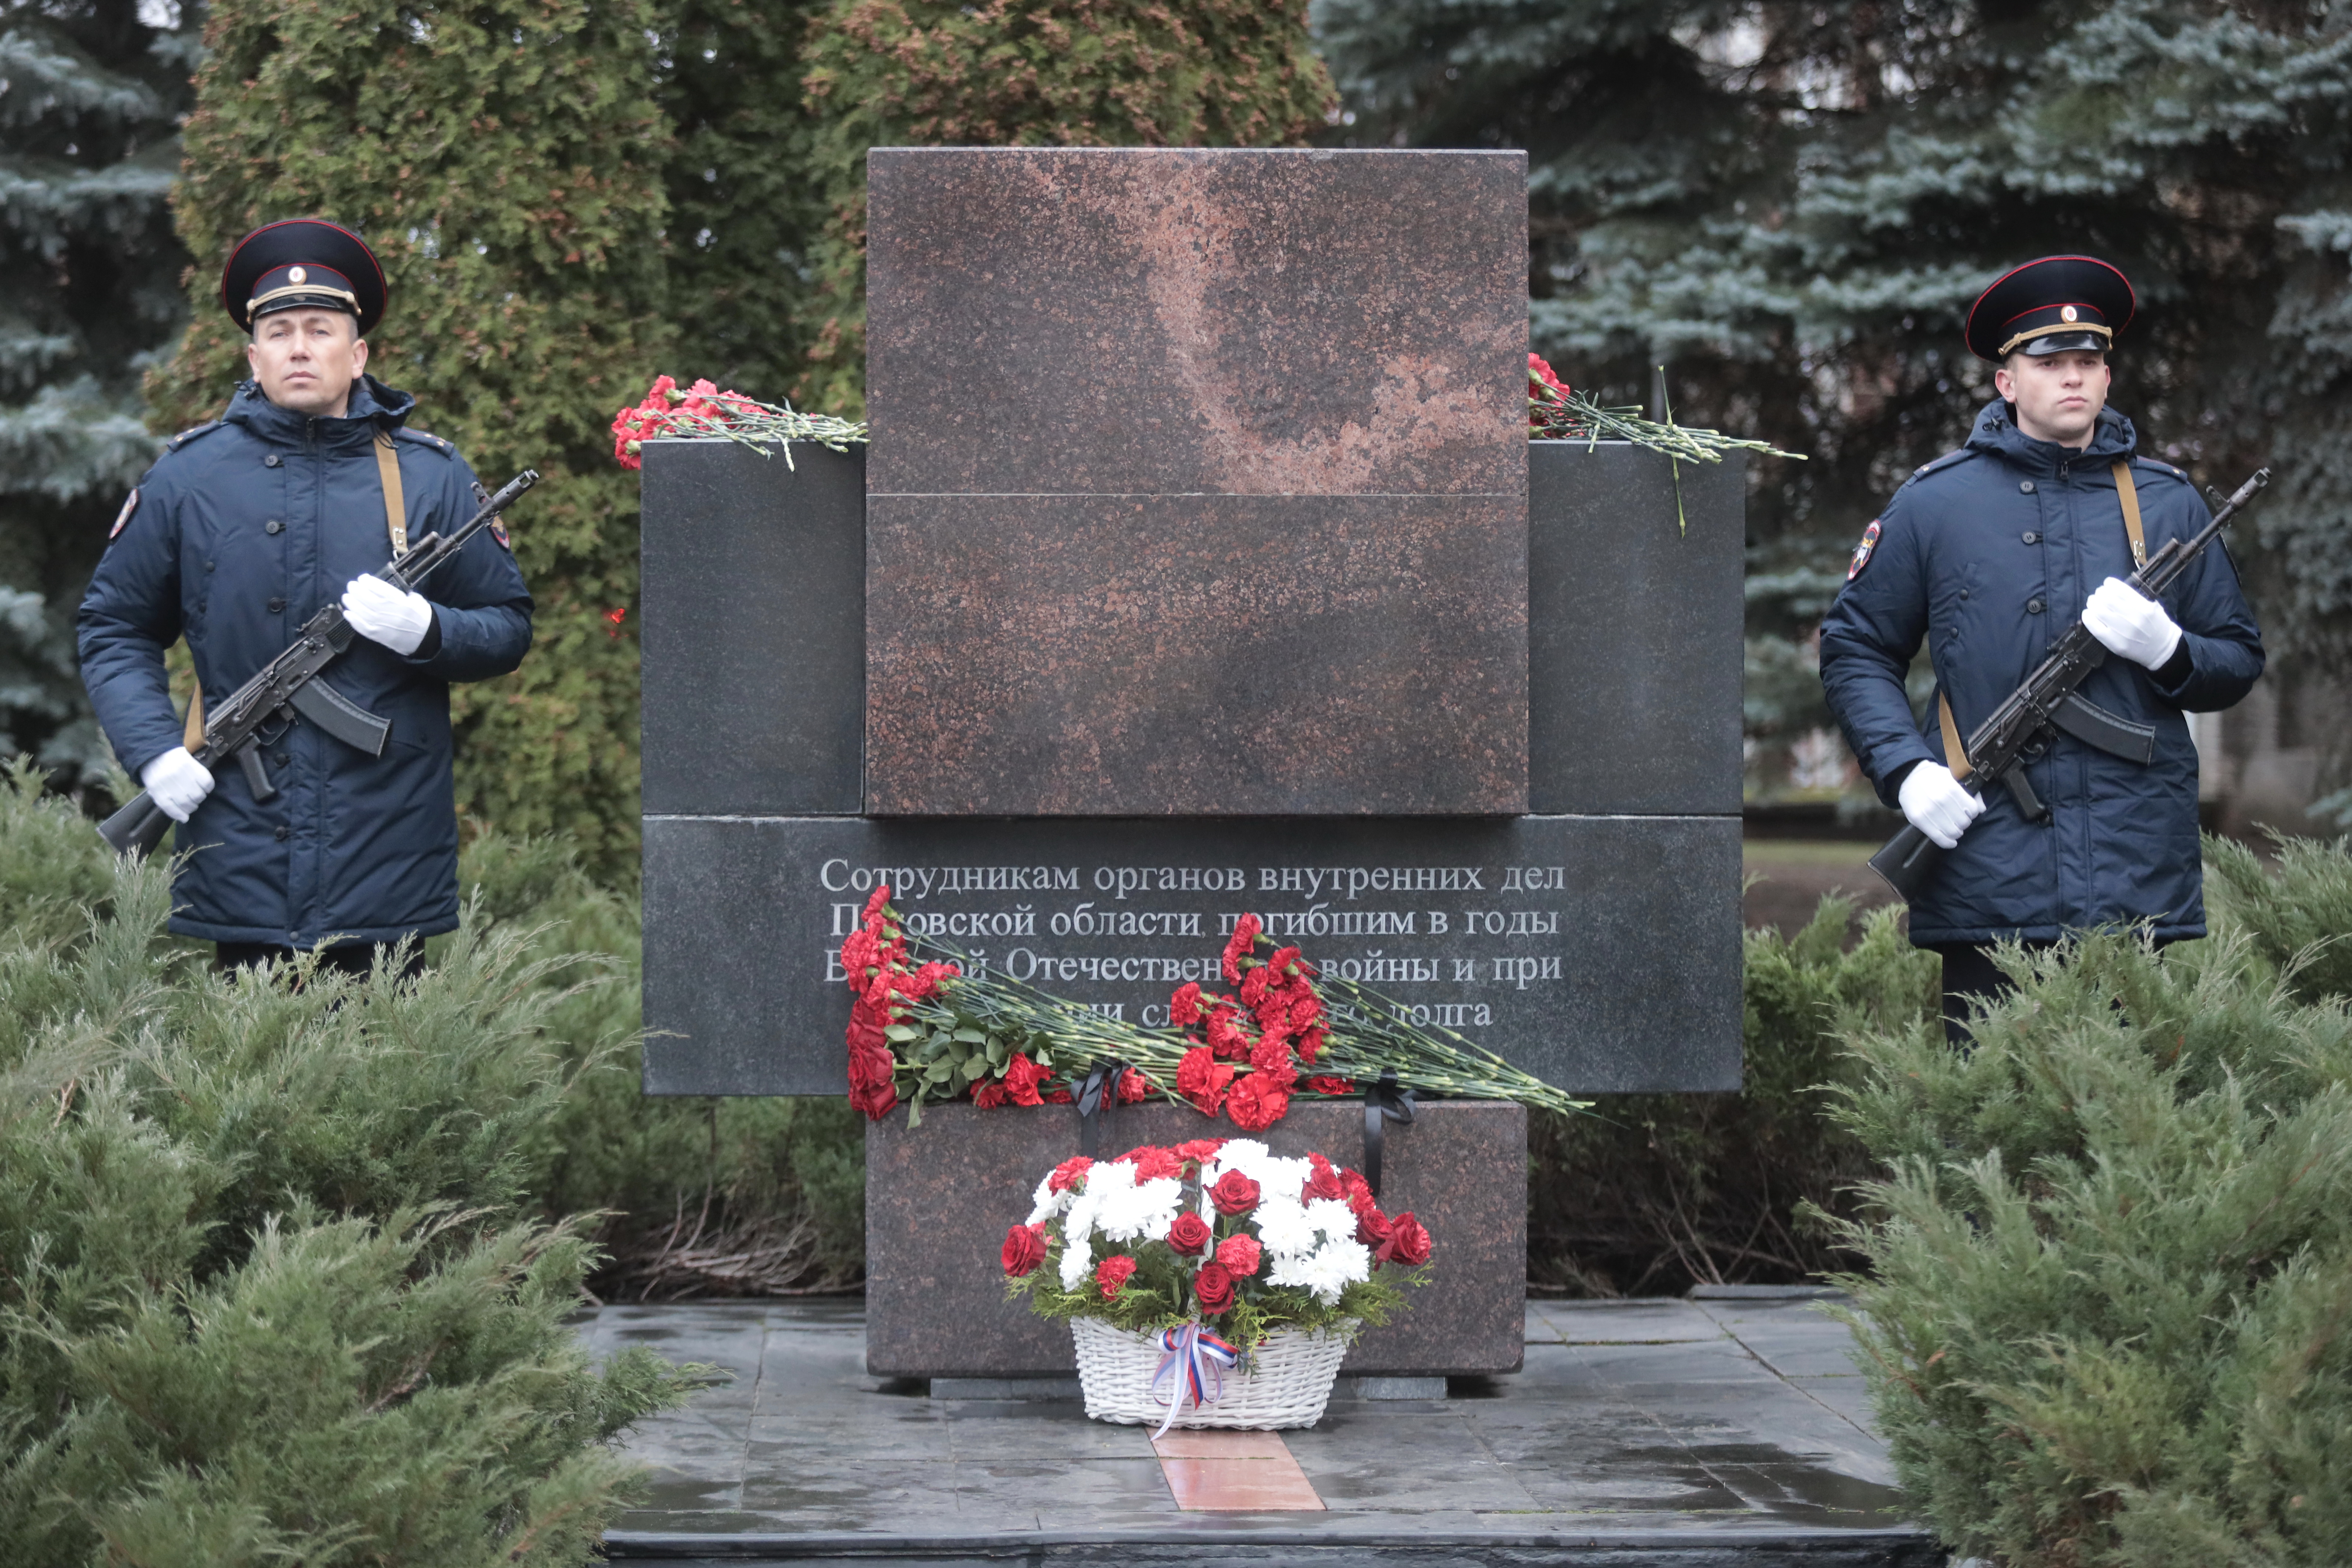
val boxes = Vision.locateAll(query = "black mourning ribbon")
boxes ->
[1361,1068,1418,1202]
[1078,1056,1128,1159]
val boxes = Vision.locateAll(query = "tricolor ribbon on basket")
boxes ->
[1148,1321,1242,1437]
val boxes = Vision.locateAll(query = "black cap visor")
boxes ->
[2013,328,2110,358]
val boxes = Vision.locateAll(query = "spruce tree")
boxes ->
[149,0,673,876]
[1315,0,2352,774]
[795,0,1337,417]
[0,0,201,787]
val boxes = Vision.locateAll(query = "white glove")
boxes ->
[1899,762,1984,850]
[2081,577,2182,671]
[341,574,434,656]
[140,746,215,824]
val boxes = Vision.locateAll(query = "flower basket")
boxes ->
[1002,1138,1431,1428]
[1071,1316,1354,1429]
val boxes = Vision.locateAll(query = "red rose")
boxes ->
[973,1081,1009,1109]
[1170,981,1204,1026]
[1096,1255,1138,1299]
[1193,1262,1236,1314]
[1117,1067,1150,1104]
[1214,1234,1262,1276]
[1208,1170,1260,1216]
[1303,1154,1346,1203]
[1001,1223,1047,1276]
[849,1077,899,1121]
[1355,1206,1392,1248]
[1177,1047,1235,1115]
[1001,1052,1050,1107]
[1221,914,1261,983]
[1047,1156,1094,1194]
[1223,1072,1290,1132]
[1379,1212,1432,1268]
[1167,1212,1212,1256]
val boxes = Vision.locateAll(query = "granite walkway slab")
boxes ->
[588,1291,1941,1566]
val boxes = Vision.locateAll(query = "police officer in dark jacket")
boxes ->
[79,219,533,975]
[1819,256,2264,1040]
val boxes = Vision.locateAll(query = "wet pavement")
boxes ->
[588,1289,1943,1565]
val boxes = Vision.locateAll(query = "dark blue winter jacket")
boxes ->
[78,376,532,948]
[1819,400,2262,946]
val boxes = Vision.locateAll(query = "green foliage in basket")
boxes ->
[999,1139,1431,1351]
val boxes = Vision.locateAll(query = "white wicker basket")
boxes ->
[1070,1316,1355,1429]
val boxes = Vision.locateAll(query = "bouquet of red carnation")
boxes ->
[1163,915,1354,1132]
[610,373,866,472]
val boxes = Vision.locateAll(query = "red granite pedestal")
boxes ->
[863,1101,1525,1378]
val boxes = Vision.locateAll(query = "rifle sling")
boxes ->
[2113,460,2146,569]
[181,433,411,754]
[1937,693,1972,783]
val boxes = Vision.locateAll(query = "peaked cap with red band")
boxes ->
[1964,255,2135,363]
[220,218,387,336]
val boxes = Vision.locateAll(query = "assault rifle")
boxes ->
[1868,465,2270,902]
[98,469,540,859]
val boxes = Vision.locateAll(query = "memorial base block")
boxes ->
[864,1101,1525,1379]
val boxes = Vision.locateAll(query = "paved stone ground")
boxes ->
[589,1289,1944,1566]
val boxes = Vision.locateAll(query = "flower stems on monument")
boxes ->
[839,889,1591,1129]
[1527,353,1804,476]
[612,374,867,473]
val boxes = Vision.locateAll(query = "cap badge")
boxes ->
[2060,305,2078,322]
[288,266,307,283]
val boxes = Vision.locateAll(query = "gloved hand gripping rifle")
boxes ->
[97,469,540,859]
[1868,465,2269,902]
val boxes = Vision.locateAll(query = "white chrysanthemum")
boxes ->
[1297,1246,1358,1306]
[1304,1198,1358,1244]
[1211,1139,1269,1171]
[1059,1234,1094,1292]
[1096,1176,1183,1244]
[1250,1157,1311,1206]
[1253,1196,1318,1260]
[1317,1236,1372,1287]
[1027,1172,1073,1226]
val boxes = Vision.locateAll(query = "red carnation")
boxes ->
[840,927,879,980]
[1379,1212,1433,1268]
[1214,1234,1262,1276]
[1001,1052,1051,1107]
[1117,1067,1150,1104]
[1171,1138,1226,1167]
[1047,1156,1094,1194]
[1096,1254,1138,1299]
[1208,1169,1261,1216]
[1304,1154,1347,1203]
[1224,1072,1290,1132]
[1118,1145,1183,1182]
[1045,1086,1075,1104]
[1529,353,1572,424]
[1193,1262,1236,1314]
[1341,1168,1378,1214]
[863,884,891,923]
[1001,1223,1048,1276]
[1221,914,1261,983]
[1249,1034,1299,1090]
[973,1080,1009,1109]
[1305,1074,1353,1095]
[1170,981,1203,1026]
[1267,945,1302,978]
[1205,1006,1252,1062]
[1239,965,1270,1009]
[1297,1028,1329,1067]
[1177,1047,1236,1115]
[1168,1212,1213,1256]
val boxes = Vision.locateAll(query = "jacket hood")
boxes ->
[222,373,416,447]
[1964,397,2137,473]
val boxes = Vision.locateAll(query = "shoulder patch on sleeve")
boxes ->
[1847,518,1883,581]
[107,488,139,540]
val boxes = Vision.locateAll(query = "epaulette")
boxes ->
[2129,455,2190,483]
[393,426,457,458]
[163,419,223,453]
[1903,448,1977,487]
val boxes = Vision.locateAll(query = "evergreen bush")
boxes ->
[794,0,1336,416]
[0,761,696,1563]
[1830,834,2352,1565]
[1529,896,1937,1295]
[149,0,675,878]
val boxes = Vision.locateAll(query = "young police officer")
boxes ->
[78,219,534,976]
[1819,256,2264,1041]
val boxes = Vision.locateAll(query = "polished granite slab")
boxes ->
[590,1291,1939,1565]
